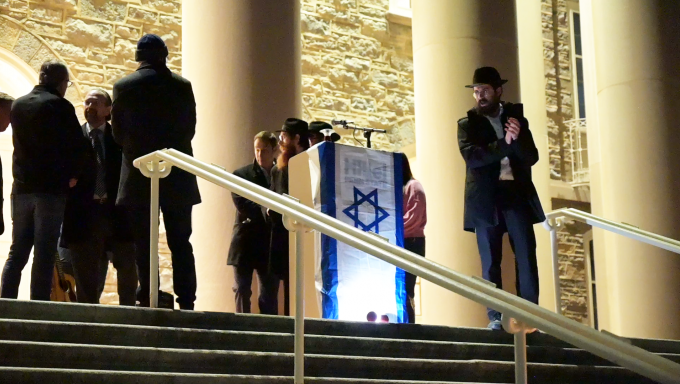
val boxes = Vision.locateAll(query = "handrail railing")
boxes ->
[544,208,680,316]
[135,149,680,384]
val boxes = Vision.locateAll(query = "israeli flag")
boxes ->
[308,142,407,323]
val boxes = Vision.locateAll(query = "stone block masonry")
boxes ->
[301,0,415,152]
[0,0,182,122]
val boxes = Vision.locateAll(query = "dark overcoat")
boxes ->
[61,123,134,246]
[111,63,200,207]
[457,102,545,232]
[269,164,289,278]
[10,85,87,196]
[227,160,271,268]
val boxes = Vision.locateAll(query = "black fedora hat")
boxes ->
[309,121,341,142]
[276,117,309,136]
[465,67,508,88]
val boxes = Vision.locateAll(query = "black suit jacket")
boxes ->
[61,123,133,246]
[227,160,271,268]
[10,85,88,195]
[111,63,201,207]
[457,102,545,232]
[268,164,289,278]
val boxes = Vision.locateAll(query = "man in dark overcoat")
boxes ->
[0,61,88,301]
[61,88,137,305]
[270,118,309,316]
[228,131,279,314]
[112,34,201,310]
[457,67,545,330]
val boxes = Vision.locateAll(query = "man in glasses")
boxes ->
[457,67,545,331]
[0,60,88,300]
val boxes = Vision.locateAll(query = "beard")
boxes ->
[475,94,502,116]
[276,142,297,169]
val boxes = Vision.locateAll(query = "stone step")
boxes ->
[0,318,620,366]
[0,340,656,383]
[0,299,612,349]
[0,368,511,384]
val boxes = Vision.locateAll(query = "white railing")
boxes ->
[135,149,680,384]
[544,208,680,317]
[565,118,589,186]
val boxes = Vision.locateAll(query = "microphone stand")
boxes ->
[335,121,387,149]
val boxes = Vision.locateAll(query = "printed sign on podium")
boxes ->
[307,142,407,323]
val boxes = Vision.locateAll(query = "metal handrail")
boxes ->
[135,149,680,384]
[544,208,680,317]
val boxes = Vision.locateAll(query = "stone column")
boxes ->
[516,0,555,313]
[412,0,521,327]
[183,0,301,312]
[589,0,680,338]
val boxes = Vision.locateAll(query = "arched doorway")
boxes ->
[0,46,38,300]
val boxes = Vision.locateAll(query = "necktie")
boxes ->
[90,129,107,198]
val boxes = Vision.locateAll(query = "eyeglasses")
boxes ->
[67,81,73,88]
[473,88,494,97]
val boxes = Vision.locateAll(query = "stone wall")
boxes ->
[542,0,592,325]
[552,198,591,325]
[0,0,181,305]
[542,0,573,181]
[0,0,182,121]
[300,0,415,151]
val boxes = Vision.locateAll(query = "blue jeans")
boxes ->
[0,193,67,300]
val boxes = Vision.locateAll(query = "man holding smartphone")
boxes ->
[457,67,545,330]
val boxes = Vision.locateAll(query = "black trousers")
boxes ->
[475,182,539,321]
[70,205,137,306]
[404,237,425,324]
[127,204,197,310]
[233,264,279,315]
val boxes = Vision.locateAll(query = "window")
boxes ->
[570,11,586,119]
[583,230,598,329]
[387,0,412,25]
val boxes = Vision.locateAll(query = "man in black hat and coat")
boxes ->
[270,118,309,315]
[228,131,279,314]
[308,121,340,146]
[112,34,201,310]
[457,67,545,330]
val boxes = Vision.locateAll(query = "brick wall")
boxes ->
[300,0,414,151]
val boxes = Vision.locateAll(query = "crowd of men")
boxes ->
[0,34,200,310]
[0,30,542,329]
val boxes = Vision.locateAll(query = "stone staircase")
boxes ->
[0,299,678,383]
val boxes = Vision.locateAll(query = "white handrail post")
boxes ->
[503,316,533,384]
[282,205,306,384]
[514,331,528,384]
[294,227,305,384]
[150,160,160,309]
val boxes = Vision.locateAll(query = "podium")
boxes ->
[289,142,408,323]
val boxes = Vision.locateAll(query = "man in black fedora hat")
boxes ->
[308,121,341,146]
[457,67,545,330]
[112,34,201,310]
[269,118,309,315]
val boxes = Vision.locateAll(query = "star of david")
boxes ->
[343,187,390,233]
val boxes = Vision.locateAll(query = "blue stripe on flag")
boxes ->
[392,152,408,323]
[319,143,339,319]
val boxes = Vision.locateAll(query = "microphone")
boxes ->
[331,119,353,126]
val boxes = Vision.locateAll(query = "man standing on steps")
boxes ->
[112,34,201,310]
[61,88,137,306]
[228,131,279,315]
[0,92,15,237]
[0,61,88,301]
[270,118,309,315]
[457,67,545,330]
